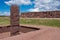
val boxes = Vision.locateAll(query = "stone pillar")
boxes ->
[10,5,20,35]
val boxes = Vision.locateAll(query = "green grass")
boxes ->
[0,17,60,27]
[20,18,60,27]
[0,17,10,25]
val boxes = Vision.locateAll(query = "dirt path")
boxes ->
[0,24,60,40]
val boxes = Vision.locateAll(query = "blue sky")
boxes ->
[0,0,60,16]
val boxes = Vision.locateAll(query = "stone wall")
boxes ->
[21,11,60,18]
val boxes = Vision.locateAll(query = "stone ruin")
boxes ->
[21,11,60,18]
[0,5,39,39]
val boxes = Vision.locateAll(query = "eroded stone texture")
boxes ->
[10,5,20,35]
[21,11,60,18]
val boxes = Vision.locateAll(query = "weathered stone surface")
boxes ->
[10,5,19,26]
[21,11,60,18]
[10,5,20,35]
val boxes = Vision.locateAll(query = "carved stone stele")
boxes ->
[10,5,20,35]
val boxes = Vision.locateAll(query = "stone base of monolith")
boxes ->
[9,26,20,36]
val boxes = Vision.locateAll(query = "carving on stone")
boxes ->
[10,5,20,35]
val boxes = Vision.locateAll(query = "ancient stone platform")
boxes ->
[0,25,39,39]
[0,24,60,40]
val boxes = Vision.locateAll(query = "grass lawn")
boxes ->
[0,17,60,27]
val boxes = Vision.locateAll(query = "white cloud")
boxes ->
[28,8,40,12]
[34,0,60,11]
[4,12,10,16]
[5,0,32,5]
[0,12,4,15]
[5,0,60,12]
[0,12,10,16]
[28,0,60,12]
